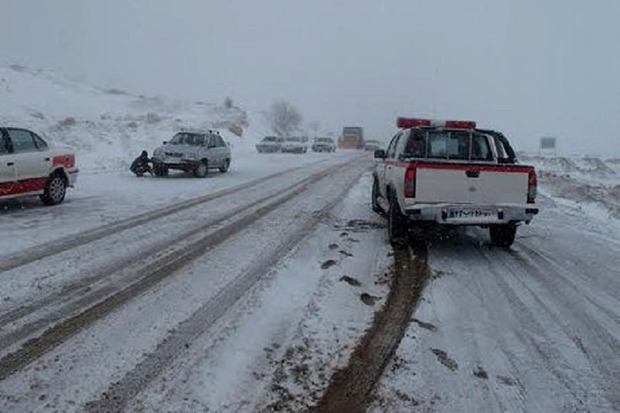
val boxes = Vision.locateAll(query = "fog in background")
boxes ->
[1,0,619,155]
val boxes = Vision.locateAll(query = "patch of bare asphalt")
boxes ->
[328,243,339,250]
[497,375,519,387]
[431,348,459,372]
[373,271,390,287]
[473,366,489,380]
[315,242,430,413]
[321,260,338,269]
[411,318,438,332]
[359,293,381,306]
[344,219,385,231]
[260,338,327,412]
[339,276,361,287]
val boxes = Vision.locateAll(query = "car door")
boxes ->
[379,133,401,198]
[0,129,17,192]
[6,128,50,181]
[215,135,228,165]
[204,134,219,166]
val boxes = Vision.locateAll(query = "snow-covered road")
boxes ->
[0,151,394,412]
[0,150,619,413]
[371,194,620,412]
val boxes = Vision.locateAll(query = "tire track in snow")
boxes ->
[316,241,430,413]
[452,240,618,411]
[0,162,346,350]
[507,243,620,410]
[0,161,331,273]
[0,161,365,382]
[80,163,369,413]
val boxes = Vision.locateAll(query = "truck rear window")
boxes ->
[403,130,493,162]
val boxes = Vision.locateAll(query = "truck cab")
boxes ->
[372,117,538,247]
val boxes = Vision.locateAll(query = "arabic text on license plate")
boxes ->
[448,208,495,219]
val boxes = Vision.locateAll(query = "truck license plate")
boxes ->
[447,208,496,219]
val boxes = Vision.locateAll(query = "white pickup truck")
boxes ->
[372,117,538,247]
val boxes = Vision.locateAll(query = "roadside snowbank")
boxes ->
[521,153,619,220]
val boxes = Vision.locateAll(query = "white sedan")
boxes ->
[0,127,78,205]
[281,136,309,154]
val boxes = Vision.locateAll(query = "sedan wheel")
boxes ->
[194,161,208,178]
[219,159,230,173]
[40,175,67,205]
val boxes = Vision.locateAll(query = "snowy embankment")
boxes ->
[520,153,620,221]
[0,64,259,172]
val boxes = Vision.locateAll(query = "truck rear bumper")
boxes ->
[405,203,538,225]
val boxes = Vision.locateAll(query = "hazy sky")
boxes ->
[2,0,619,154]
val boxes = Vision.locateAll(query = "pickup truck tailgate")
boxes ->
[415,165,530,204]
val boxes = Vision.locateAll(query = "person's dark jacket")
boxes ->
[130,151,152,174]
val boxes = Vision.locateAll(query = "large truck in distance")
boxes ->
[338,126,364,149]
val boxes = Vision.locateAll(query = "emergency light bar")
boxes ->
[396,117,431,128]
[397,117,476,129]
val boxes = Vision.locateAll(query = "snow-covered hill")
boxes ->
[0,65,253,171]
[520,153,620,219]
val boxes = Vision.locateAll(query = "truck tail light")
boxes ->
[527,169,537,203]
[404,166,416,198]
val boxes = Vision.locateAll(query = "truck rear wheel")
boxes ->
[371,178,384,215]
[490,224,517,248]
[388,192,408,245]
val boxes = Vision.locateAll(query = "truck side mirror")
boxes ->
[374,149,386,159]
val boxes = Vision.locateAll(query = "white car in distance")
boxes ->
[311,137,336,152]
[281,136,309,154]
